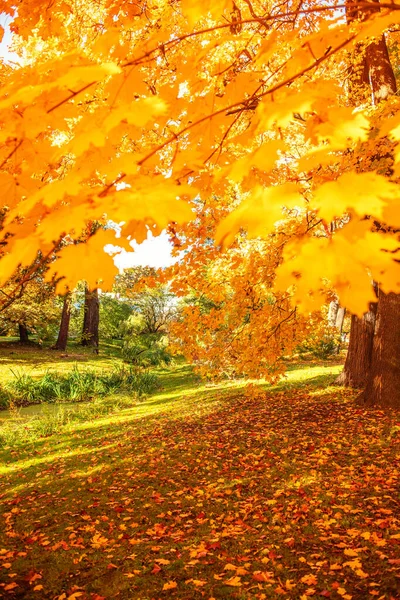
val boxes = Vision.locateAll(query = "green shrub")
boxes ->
[122,334,173,368]
[297,335,338,360]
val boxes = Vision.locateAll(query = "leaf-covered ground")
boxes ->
[1,360,400,600]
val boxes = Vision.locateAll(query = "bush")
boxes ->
[122,333,173,368]
[297,335,338,360]
[1,364,160,408]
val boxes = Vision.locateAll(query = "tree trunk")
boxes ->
[335,307,346,333]
[337,0,399,397]
[346,0,397,103]
[336,308,376,387]
[18,323,29,344]
[52,294,71,351]
[328,301,339,327]
[81,286,99,353]
[358,291,400,407]
[366,34,397,103]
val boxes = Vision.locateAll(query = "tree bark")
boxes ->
[336,307,377,387]
[366,34,397,103]
[52,294,71,351]
[18,323,29,344]
[335,307,346,333]
[346,0,397,101]
[358,291,400,407]
[81,286,99,353]
[328,301,339,327]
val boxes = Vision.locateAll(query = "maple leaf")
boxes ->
[301,574,318,586]
[162,581,177,590]
[46,229,122,292]
[225,576,242,586]
[215,184,302,249]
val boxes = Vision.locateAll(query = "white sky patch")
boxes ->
[114,230,182,271]
[0,14,20,64]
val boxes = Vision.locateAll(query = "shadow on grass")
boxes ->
[0,361,344,485]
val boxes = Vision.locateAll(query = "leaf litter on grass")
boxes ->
[0,367,399,599]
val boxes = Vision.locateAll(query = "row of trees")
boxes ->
[0,268,177,360]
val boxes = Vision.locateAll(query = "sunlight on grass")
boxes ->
[1,354,400,600]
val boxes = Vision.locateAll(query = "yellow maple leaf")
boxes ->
[46,230,120,292]
[180,0,231,26]
[155,558,170,565]
[191,580,206,587]
[224,563,237,571]
[162,581,177,590]
[215,183,302,249]
[344,548,359,557]
[103,97,167,132]
[301,574,317,586]
[227,140,284,183]
[312,172,399,222]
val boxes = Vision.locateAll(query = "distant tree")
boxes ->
[132,287,179,335]
[113,267,157,296]
[121,286,178,367]
[81,285,99,353]
[99,295,133,341]
[51,293,72,351]
[0,272,59,344]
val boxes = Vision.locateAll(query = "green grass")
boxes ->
[0,349,399,599]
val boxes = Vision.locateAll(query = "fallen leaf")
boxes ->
[163,581,177,590]
[225,576,242,587]
[301,574,318,586]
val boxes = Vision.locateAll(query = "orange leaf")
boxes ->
[162,581,177,590]
[301,574,318,586]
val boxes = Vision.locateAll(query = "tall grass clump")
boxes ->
[3,365,160,407]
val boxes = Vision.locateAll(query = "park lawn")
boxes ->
[0,354,400,600]
[0,341,123,385]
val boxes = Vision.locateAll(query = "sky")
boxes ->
[115,231,180,271]
[0,15,178,272]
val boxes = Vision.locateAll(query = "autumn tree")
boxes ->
[1,1,400,402]
[0,270,59,343]
[333,0,400,403]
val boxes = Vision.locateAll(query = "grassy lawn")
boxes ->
[0,348,399,599]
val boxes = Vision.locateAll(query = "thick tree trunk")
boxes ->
[358,291,400,407]
[366,34,397,103]
[81,286,99,353]
[346,1,397,103]
[338,0,400,399]
[52,294,71,351]
[336,308,376,387]
[18,323,29,344]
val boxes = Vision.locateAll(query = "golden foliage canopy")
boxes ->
[0,0,400,313]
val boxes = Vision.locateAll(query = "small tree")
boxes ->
[121,286,179,368]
